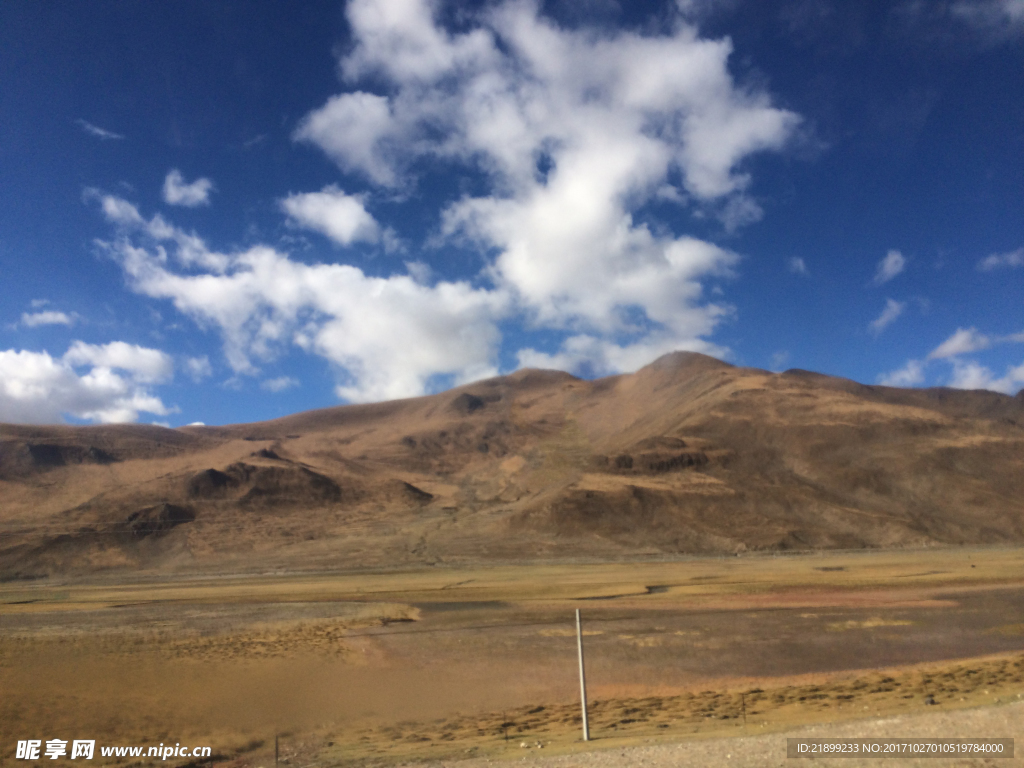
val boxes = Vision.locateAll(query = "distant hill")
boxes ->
[2,352,1023,577]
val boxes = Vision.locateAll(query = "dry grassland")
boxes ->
[3,547,1024,767]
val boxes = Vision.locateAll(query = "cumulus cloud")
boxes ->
[63,340,174,384]
[868,298,905,335]
[21,310,75,327]
[94,193,506,402]
[280,186,380,245]
[977,247,1024,271]
[76,119,124,141]
[301,0,799,202]
[878,359,925,387]
[948,359,1024,393]
[928,327,991,359]
[163,169,214,207]
[873,249,906,284]
[262,376,299,393]
[788,256,808,275]
[94,1,800,402]
[0,342,174,424]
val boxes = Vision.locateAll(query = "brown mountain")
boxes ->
[2,352,1023,577]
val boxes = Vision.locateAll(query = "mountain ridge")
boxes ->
[2,352,1023,577]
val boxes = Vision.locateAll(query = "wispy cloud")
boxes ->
[894,0,1024,45]
[873,249,906,285]
[928,327,991,359]
[162,169,214,207]
[21,310,75,327]
[977,246,1024,271]
[868,298,905,335]
[76,119,124,141]
[261,376,299,393]
[951,0,1024,39]
[880,324,1024,393]
[243,134,268,149]
[184,356,213,382]
[788,256,809,275]
[718,195,763,232]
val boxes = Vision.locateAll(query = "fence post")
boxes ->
[576,608,590,742]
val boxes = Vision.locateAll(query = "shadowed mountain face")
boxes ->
[2,353,1023,576]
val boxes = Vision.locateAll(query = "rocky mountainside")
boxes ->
[2,352,1023,577]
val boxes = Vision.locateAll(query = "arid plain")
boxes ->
[3,353,1024,766]
[3,549,1024,767]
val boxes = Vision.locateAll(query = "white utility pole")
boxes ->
[576,608,590,741]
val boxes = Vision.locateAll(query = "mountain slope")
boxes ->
[2,352,1023,576]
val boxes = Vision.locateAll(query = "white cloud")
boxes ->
[92,192,230,273]
[878,359,925,387]
[76,119,124,141]
[95,194,507,402]
[770,350,790,370]
[162,169,214,207]
[0,342,174,424]
[718,195,763,232]
[882,325,1024,394]
[261,376,299,393]
[309,0,795,342]
[868,298,905,335]
[294,92,402,188]
[873,249,906,284]
[21,310,75,327]
[63,340,174,384]
[305,0,799,202]
[788,256,808,275]
[184,355,213,382]
[977,247,1024,271]
[95,2,800,403]
[928,327,991,359]
[948,359,1024,393]
[280,186,380,245]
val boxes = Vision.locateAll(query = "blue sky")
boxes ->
[1,0,1022,426]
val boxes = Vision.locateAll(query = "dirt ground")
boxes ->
[427,700,1024,768]
[3,547,1024,767]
